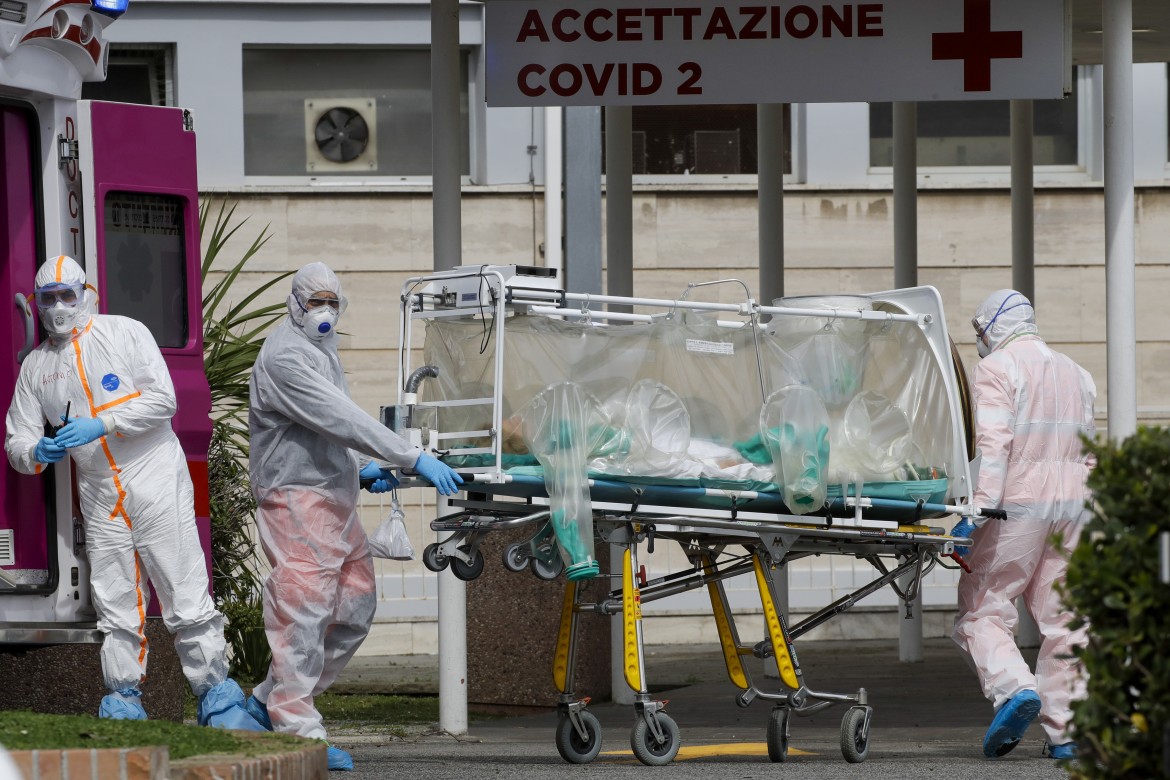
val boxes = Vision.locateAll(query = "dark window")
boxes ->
[605,105,791,176]
[82,45,172,106]
[102,192,188,348]
[869,73,1079,167]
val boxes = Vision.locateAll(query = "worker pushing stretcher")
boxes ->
[386,265,1001,765]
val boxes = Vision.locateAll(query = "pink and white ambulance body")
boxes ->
[1,0,211,642]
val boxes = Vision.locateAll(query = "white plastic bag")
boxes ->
[367,493,415,561]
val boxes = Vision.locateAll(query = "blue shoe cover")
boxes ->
[1048,742,1077,760]
[244,695,273,731]
[983,690,1041,758]
[327,745,354,771]
[98,689,147,720]
[198,679,266,731]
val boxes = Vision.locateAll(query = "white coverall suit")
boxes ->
[952,289,1096,747]
[4,257,228,699]
[248,263,422,740]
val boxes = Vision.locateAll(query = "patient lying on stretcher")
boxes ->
[480,378,932,497]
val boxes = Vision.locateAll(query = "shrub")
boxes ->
[1064,425,1170,778]
[200,200,291,683]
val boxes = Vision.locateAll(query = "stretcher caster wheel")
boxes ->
[450,547,485,581]
[631,712,680,766]
[502,543,528,573]
[766,706,790,762]
[840,706,869,763]
[530,556,564,581]
[555,710,602,764]
[422,544,448,573]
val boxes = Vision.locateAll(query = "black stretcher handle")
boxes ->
[978,508,1008,521]
[361,469,429,489]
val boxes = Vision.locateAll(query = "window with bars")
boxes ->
[82,44,173,107]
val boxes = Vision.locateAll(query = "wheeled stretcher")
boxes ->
[390,266,998,765]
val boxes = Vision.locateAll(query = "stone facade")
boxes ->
[200,185,1170,660]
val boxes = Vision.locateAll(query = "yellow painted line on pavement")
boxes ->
[601,743,816,760]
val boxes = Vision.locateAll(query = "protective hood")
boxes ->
[33,255,97,344]
[973,289,1038,356]
[286,262,348,345]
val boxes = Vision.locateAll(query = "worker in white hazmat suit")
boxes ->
[245,262,461,771]
[950,289,1096,761]
[4,255,264,730]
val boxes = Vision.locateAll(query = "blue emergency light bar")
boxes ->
[91,0,129,18]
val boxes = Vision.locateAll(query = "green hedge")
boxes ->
[1064,426,1170,778]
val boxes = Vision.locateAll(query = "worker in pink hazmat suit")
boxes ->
[950,289,1096,761]
[244,262,461,771]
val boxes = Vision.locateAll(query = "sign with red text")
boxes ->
[485,0,1070,106]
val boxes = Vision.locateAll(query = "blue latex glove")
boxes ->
[34,437,67,464]
[360,461,400,494]
[950,516,977,558]
[413,452,464,496]
[54,416,106,449]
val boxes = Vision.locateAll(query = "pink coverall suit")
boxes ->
[953,325,1096,747]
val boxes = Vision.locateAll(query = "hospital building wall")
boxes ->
[203,184,1170,655]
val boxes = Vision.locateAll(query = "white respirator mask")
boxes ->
[302,306,339,341]
[42,301,81,337]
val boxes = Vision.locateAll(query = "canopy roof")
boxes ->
[1072,0,1170,64]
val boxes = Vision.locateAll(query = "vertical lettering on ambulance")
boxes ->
[63,116,81,257]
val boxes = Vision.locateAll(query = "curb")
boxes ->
[11,740,327,780]
[10,747,168,779]
[170,740,327,780]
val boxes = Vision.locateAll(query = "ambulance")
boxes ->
[1,0,211,642]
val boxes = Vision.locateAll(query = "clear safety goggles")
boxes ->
[298,292,348,314]
[34,283,84,309]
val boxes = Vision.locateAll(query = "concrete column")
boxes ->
[431,0,466,735]
[1102,0,1138,440]
[758,104,785,305]
[897,573,923,663]
[1160,532,1169,585]
[892,101,922,658]
[435,498,467,735]
[544,107,563,278]
[892,102,918,289]
[611,542,635,705]
[605,106,633,313]
[1010,99,1035,303]
[1016,600,1041,649]
[431,0,461,272]
[757,104,788,646]
[1008,102,1042,659]
[564,106,603,296]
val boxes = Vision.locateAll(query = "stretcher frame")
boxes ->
[395,267,990,765]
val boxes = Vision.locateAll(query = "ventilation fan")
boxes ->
[304,98,378,172]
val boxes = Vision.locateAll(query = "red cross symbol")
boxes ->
[932,0,1023,92]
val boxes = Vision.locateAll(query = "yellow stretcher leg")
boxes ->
[703,556,748,690]
[753,556,799,690]
[622,549,643,693]
[552,579,578,694]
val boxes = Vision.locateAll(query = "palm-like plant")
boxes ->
[199,200,291,682]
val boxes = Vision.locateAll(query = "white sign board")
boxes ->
[486,0,1070,106]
